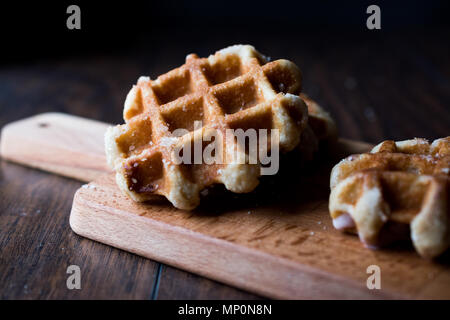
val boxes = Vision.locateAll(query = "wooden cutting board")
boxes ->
[1,113,450,299]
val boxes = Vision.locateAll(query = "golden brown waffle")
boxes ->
[299,93,337,143]
[329,137,450,258]
[105,45,325,210]
[296,93,337,161]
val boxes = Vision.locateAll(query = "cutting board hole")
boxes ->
[38,122,49,128]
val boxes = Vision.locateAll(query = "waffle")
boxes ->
[329,137,450,258]
[105,45,327,210]
[299,93,337,143]
[296,93,337,161]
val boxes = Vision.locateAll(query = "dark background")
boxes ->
[0,0,449,142]
[1,0,450,60]
[1,1,449,299]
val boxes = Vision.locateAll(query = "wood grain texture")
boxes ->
[69,139,450,299]
[0,113,377,299]
[0,113,111,182]
[155,266,263,300]
[0,160,159,300]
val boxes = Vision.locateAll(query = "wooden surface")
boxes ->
[0,113,111,182]
[1,28,449,299]
[69,149,450,299]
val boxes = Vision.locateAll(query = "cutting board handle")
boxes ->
[0,113,112,182]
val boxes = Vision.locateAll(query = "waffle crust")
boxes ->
[329,137,450,258]
[105,45,331,210]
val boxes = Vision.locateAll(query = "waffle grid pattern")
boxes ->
[106,45,310,210]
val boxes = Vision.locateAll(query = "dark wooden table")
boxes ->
[1,27,449,299]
